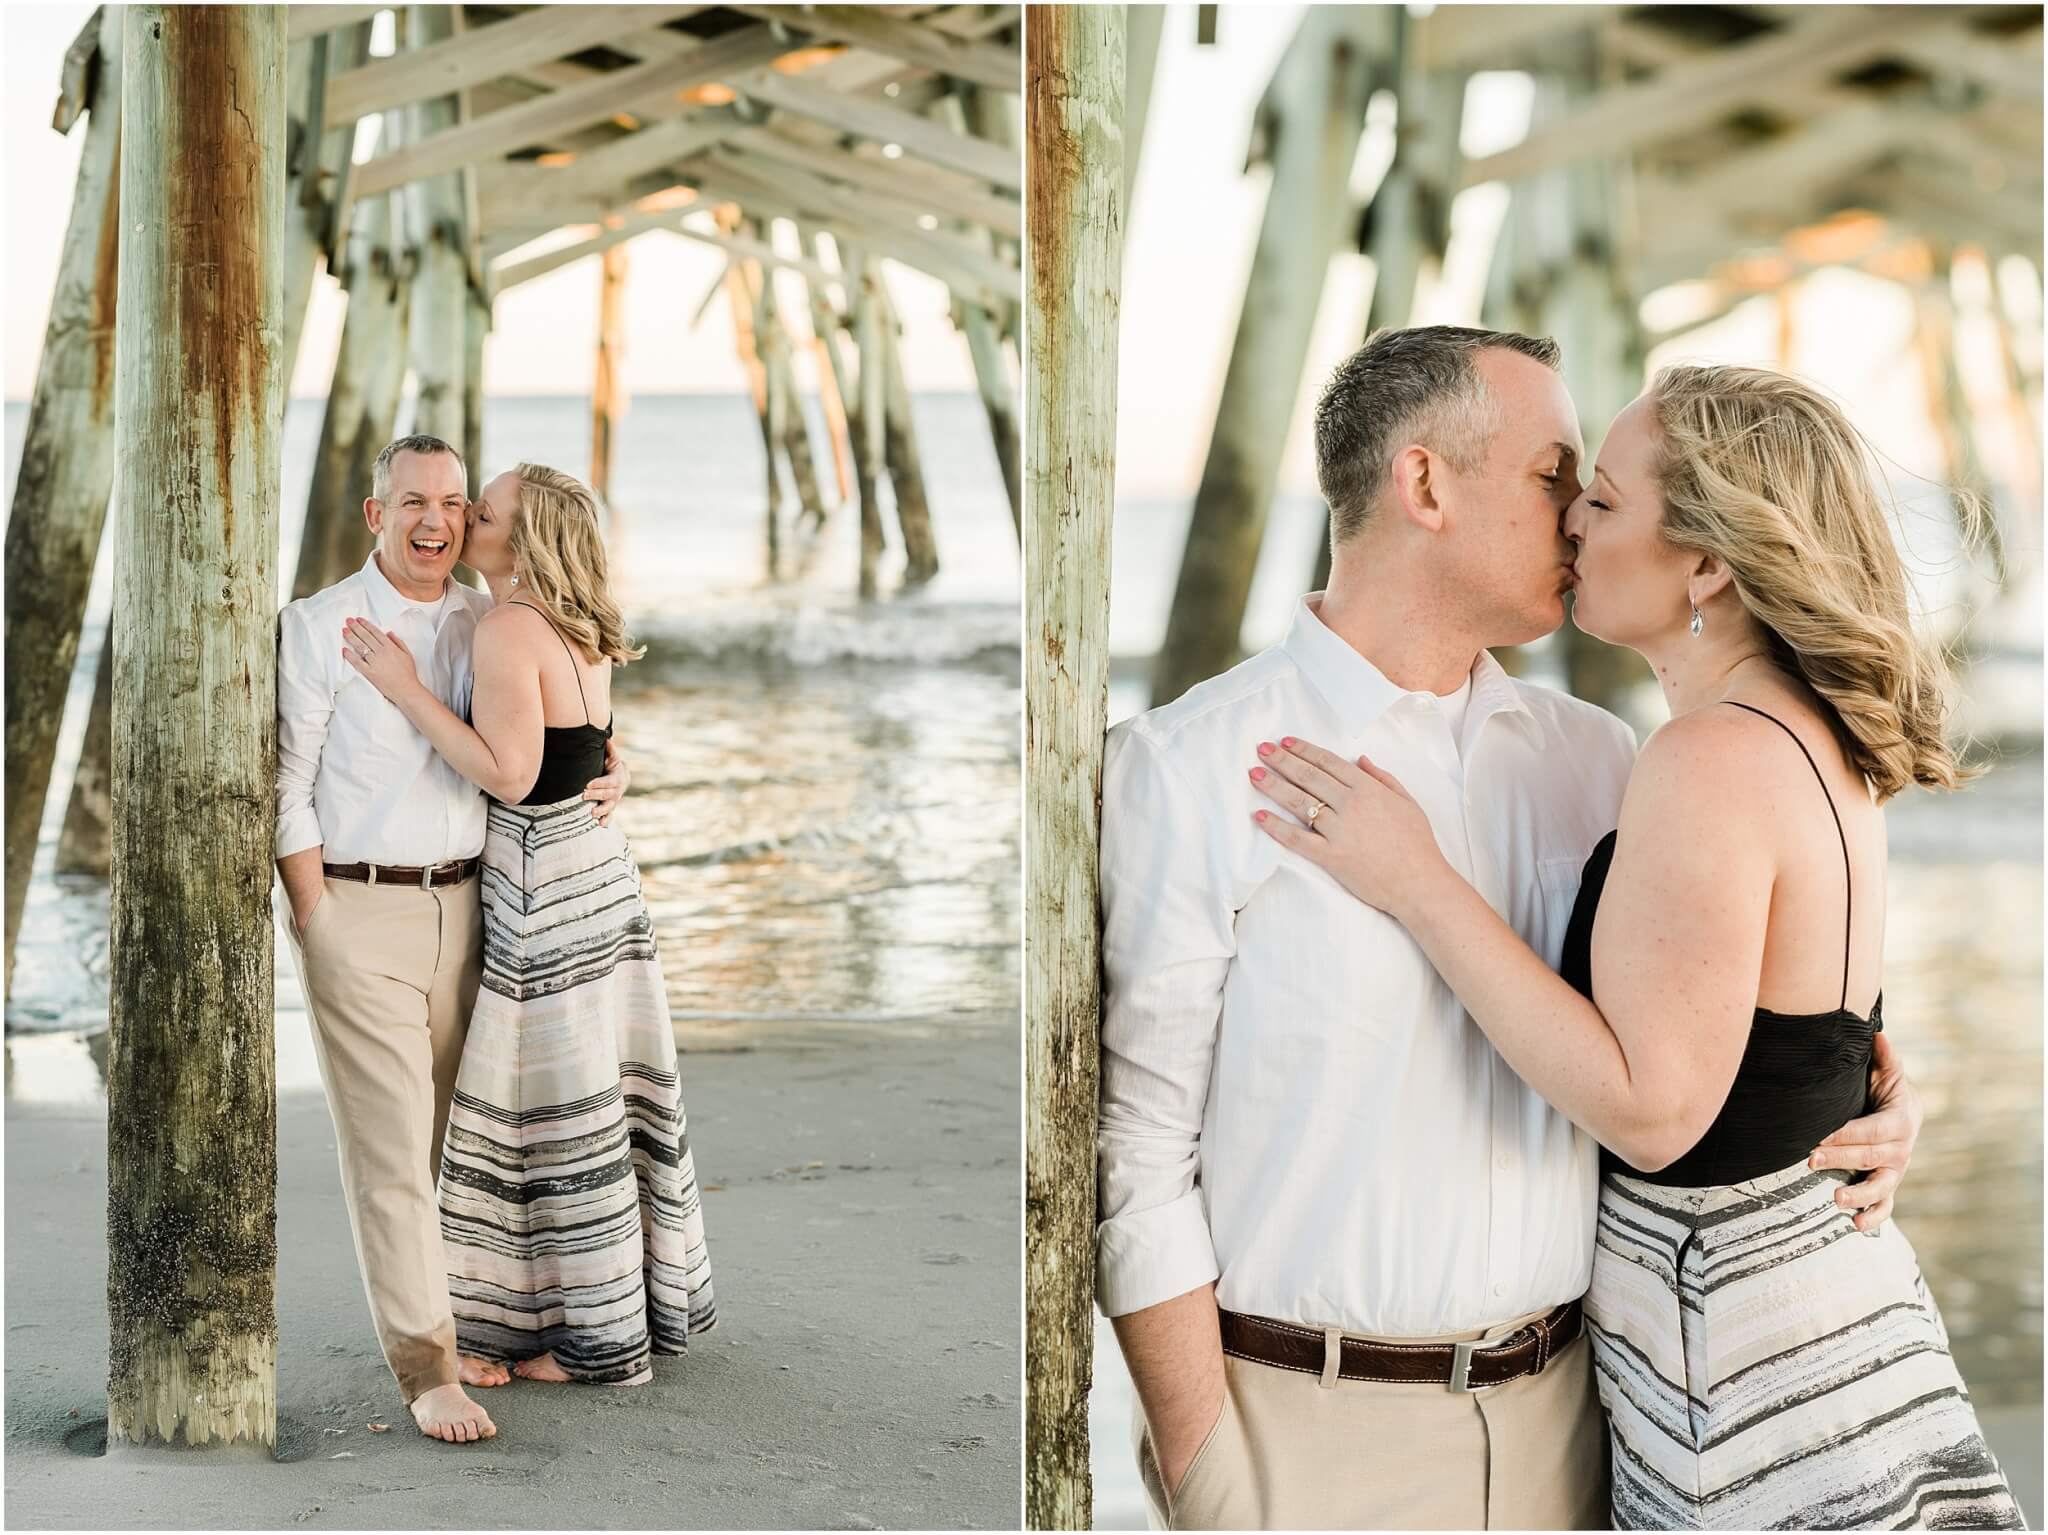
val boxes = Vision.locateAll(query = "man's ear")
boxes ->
[363,497,383,533]
[1389,445,1443,533]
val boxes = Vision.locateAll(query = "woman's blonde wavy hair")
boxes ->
[1646,363,1977,802]
[506,462,646,666]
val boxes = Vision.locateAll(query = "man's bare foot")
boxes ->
[409,1382,497,1443]
[459,1354,511,1388]
[512,1352,572,1383]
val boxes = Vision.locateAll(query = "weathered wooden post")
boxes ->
[55,639,114,875]
[963,302,1024,537]
[795,229,856,508]
[591,243,627,521]
[850,250,888,600]
[1311,20,1466,592]
[718,210,783,573]
[4,5,124,992]
[1025,8,1123,1526]
[282,21,372,388]
[930,89,1024,538]
[1152,8,1384,707]
[108,2,283,1451]
[405,3,467,444]
[804,226,873,523]
[464,283,490,500]
[752,240,828,536]
[295,180,410,600]
[874,280,940,587]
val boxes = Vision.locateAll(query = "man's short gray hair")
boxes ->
[371,434,467,502]
[1314,326,1561,543]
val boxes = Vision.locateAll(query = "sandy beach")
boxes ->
[4,1023,1020,1529]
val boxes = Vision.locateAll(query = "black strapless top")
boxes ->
[521,717,613,806]
[1557,704,1880,1188]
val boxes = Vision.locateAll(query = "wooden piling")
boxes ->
[1152,8,1384,708]
[804,228,874,524]
[108,2,283,1452]
[54,638,114,875]
[1024,8,1123,1526]
[719,211,783,576]
[850,251,888,599]
[282,20,372,389]
[874,280,940,587]
[296,183,410,600]
[752,239,828,536]
[591,243,627,519]
[404,4,468,444]
[464,284,488,470]
[930,88,1024,538]
[1312,27,1466,593]
[963,302,1023,537]
[4,4,124,996]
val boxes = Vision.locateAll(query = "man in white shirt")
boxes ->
[1097,328,1921,1528]
[275,435,627,1444]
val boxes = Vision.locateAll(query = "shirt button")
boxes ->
[1492,1283,1505,1297]
[1496,1154,1510,1170]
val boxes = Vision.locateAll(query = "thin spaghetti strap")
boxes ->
[1722,701,1853,1010]
[508,599,593,726]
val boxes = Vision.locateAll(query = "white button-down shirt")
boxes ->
[1096,595,1639,1336]
[275,553,493,866]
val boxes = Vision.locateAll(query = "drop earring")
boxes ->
[1689,603,1704,638]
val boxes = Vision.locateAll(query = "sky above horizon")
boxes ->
[1,3,986,408]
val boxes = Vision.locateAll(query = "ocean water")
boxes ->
[1,391,1020,1090]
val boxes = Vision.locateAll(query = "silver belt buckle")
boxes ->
[1449,1339,1478,1392]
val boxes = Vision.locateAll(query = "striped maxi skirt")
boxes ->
[1588,1160,2021,1530]
[437,795,717,1384]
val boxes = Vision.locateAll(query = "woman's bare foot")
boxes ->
[459,1354,512,1388]
[409,1383,497,1443]
[607,1367,653,1388]
[512,1351,572,1382]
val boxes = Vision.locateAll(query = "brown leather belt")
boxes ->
[1219,1298,1583,1392]
[322,857,479,889]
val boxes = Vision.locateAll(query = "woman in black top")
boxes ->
[1247,366,2018,1529]
[344,462,716,1390]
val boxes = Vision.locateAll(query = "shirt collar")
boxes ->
[1281,593,1534,737]
[361,551,454,630]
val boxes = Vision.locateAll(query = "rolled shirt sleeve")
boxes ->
[1095,722,1236,1317]
[274,601,330,860]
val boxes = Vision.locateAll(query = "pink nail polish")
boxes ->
[1254,810,1267,822]
[1257,742,1273,756]
[1251,766,1266,781]
[1281,736,1297,748]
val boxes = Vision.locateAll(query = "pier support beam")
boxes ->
[404,4,469,445]
[1024,7,1123,1527]
[851,251,888,599]
[753,237,827,538]
[875,279,940,588]
[5,5,125,994]
[283,20,373,389]
[1153,8,1385,708]
[296,183,410,600]
[591,243,627,524]
[107,2,283,1452]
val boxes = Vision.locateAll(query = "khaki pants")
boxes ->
[281,873,482,1402]
[1137,1305,1610,1531]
